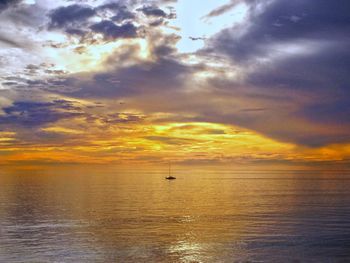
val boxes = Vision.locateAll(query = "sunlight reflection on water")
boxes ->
[1,166,350,262]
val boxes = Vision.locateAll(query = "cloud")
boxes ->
[0,35,23,48]
[47,2,142,42]
[90,20,138,40]
[101,113,145,124]
[210,0,350,62]
[159,0,177,3]
[203,0,350,146]
[1,2,44,26]
[149,18,166,27]
[0,100,83,127]
[2,0,350,157]
[97,3,135,23]
[0,0,22,12]
[202,0,240,19]
[48,4,95,29]
[138,5,167,17]
[37,31,191,99]
[144,136,197,145]
[138,5,175,19]
[50,56,190,99]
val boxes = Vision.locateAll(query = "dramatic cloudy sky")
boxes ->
[0,0,349,166]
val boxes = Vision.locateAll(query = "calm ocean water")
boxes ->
[1,166,350,262]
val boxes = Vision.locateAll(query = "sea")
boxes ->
[1,166,350,262]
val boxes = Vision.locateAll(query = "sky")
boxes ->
[0,0,349,166]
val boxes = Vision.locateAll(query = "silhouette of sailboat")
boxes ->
[165,162,176,180]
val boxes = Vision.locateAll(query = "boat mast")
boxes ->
[168,161,171,176]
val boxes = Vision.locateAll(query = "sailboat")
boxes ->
[165,162,176,180]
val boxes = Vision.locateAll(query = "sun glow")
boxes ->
[43,38,151,74]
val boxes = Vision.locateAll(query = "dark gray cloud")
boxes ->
[112,10,135,22]
[205,0,350,146]
[211,0,350,62]
[149,18,165,27]
[48,3,140,41]
[138,5,175,19]
[46,2,176,42]
[65,28,87,36]
[97,3,135,23]
[0,0,22,11]
[49,4,95,29]
[247,42,350,96]
[90,20,138,40]
[57,56,191,98]
[138,5,167,17]
[0,100,83,127]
